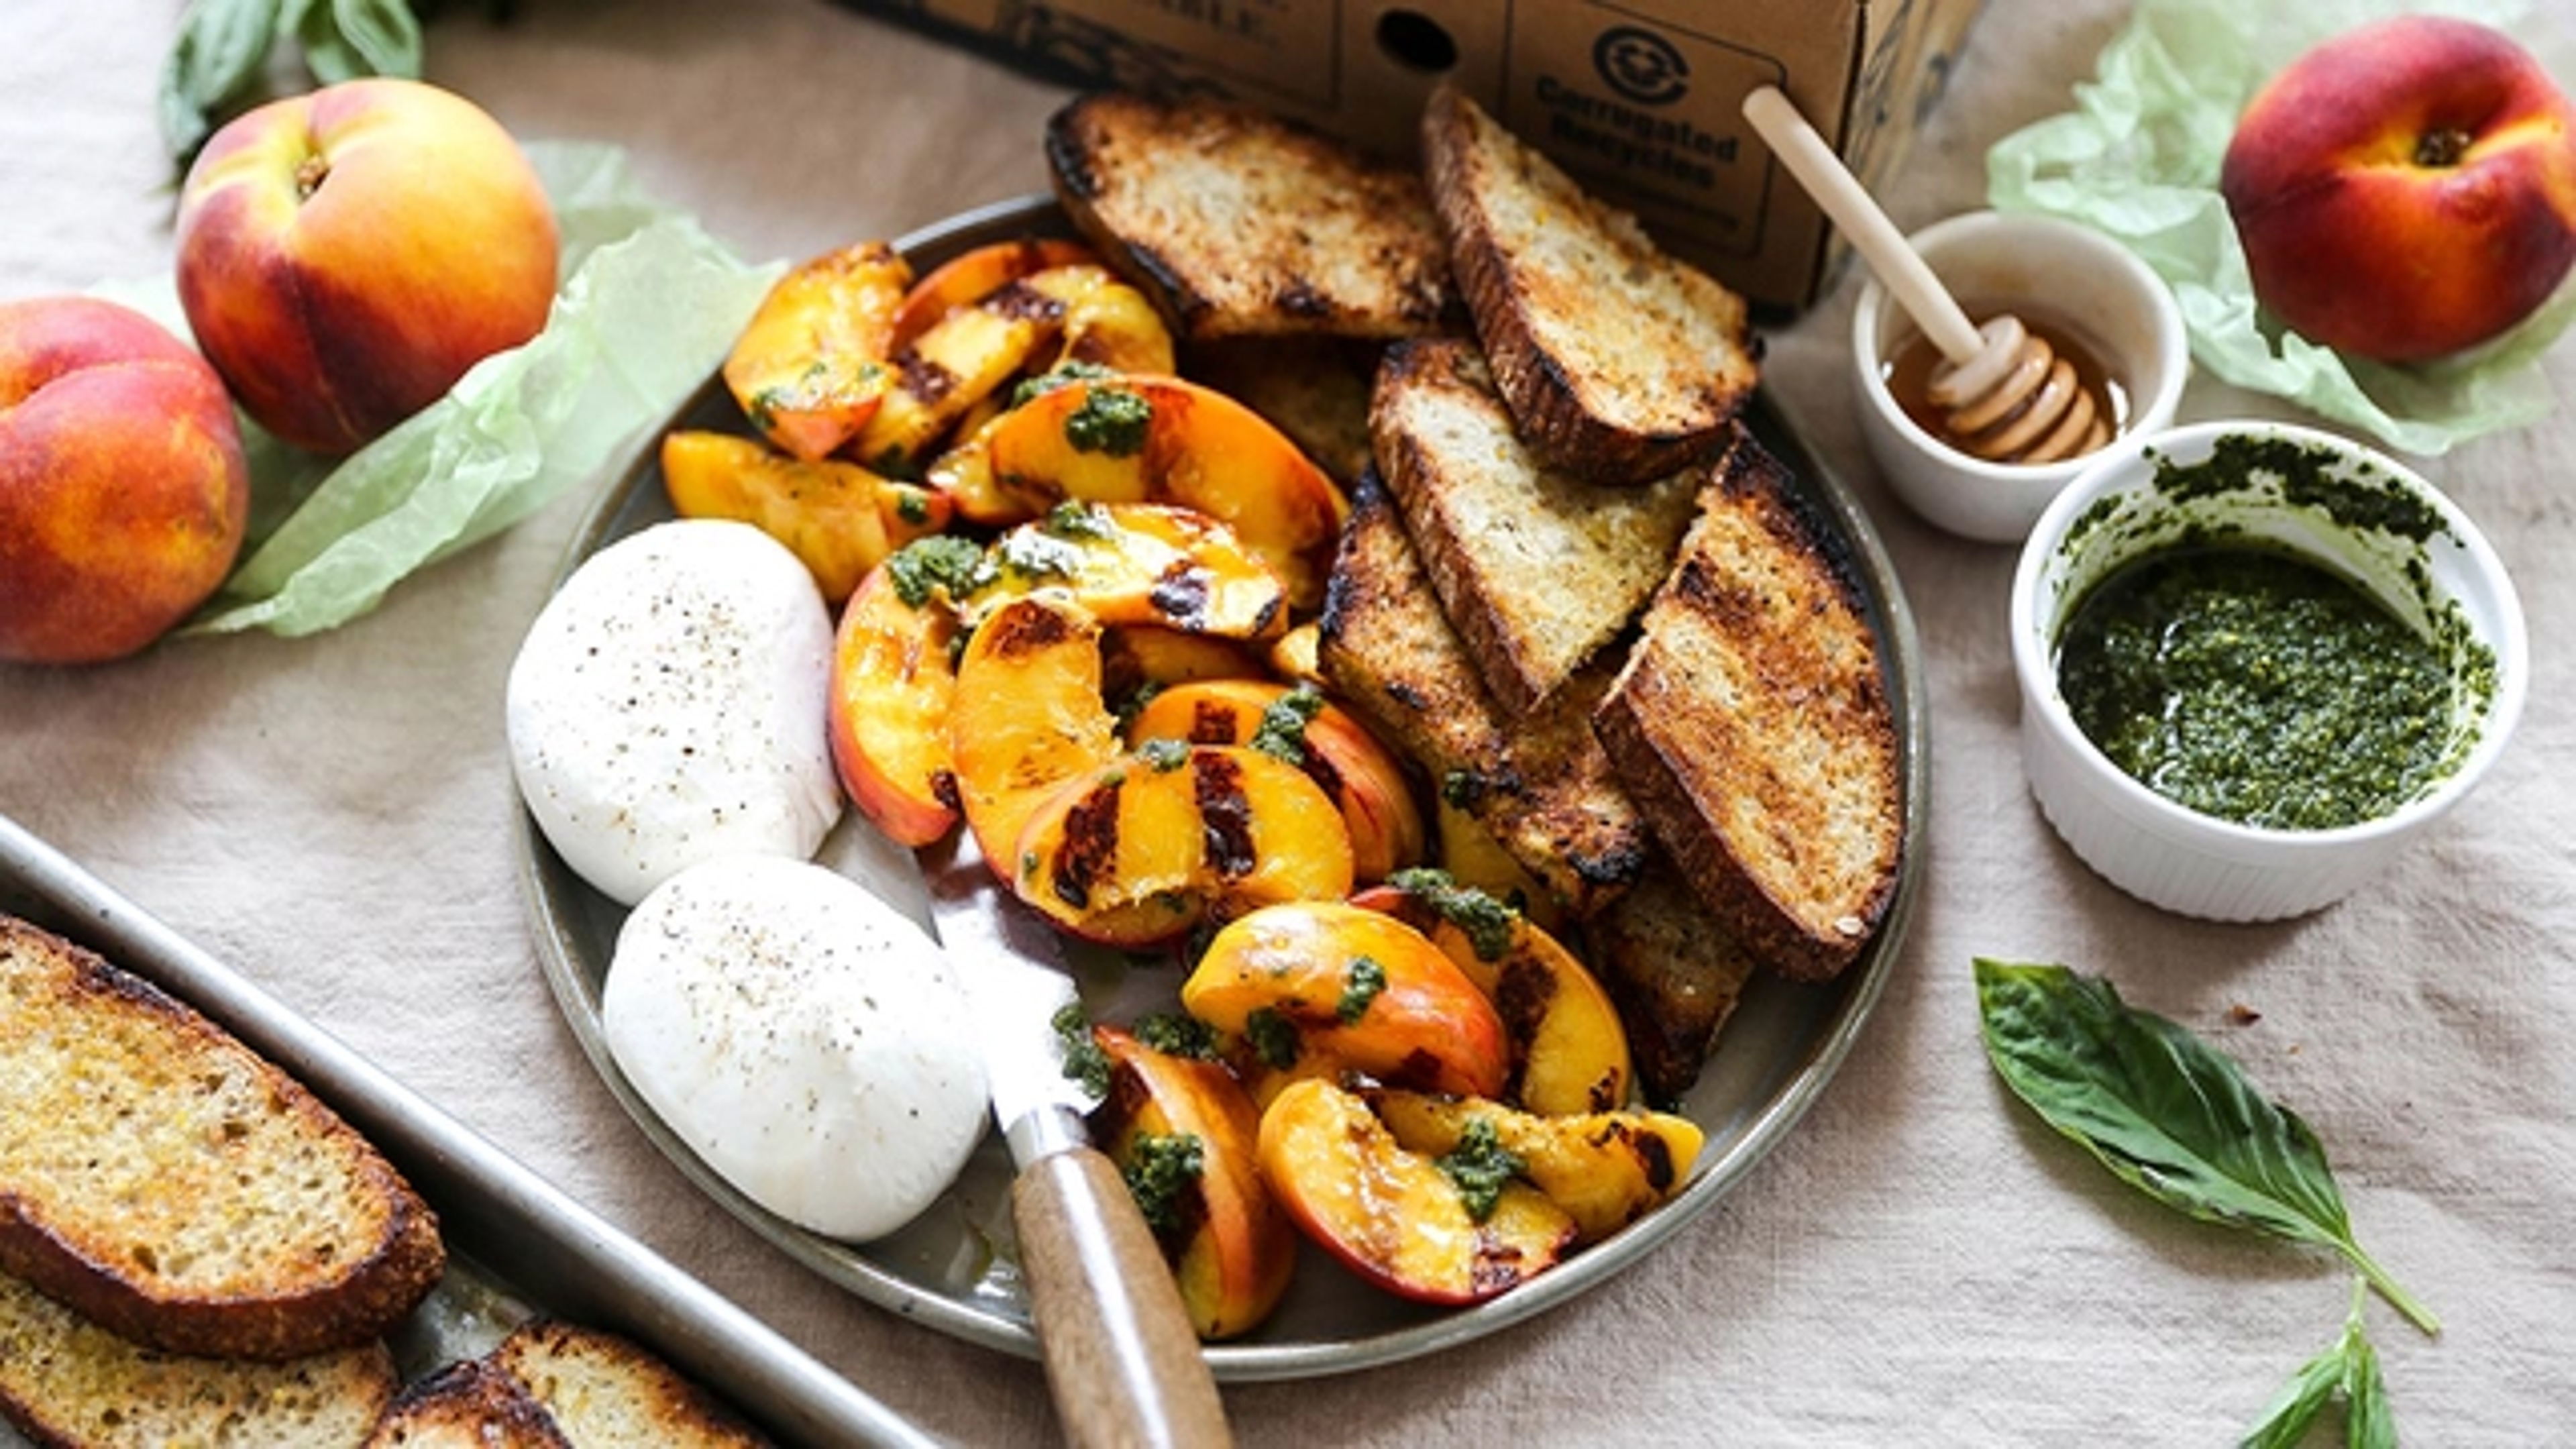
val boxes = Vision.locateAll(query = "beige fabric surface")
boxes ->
[5,1,2572,1444]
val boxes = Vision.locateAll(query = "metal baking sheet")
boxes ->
[0,812,940,1449]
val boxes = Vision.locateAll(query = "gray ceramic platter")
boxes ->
[519,193,1929,1383]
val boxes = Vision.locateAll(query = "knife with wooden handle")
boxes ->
[918,830,1233,1449]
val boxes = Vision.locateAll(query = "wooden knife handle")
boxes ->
[1012,1145,1234,1449]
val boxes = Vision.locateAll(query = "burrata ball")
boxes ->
[508,519,841,906]
[602,852,989,1240]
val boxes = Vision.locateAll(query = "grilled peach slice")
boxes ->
[1128,680,1425,883]
[1267,621,1324,686]
[947,594,1120,867]
[960,502,1288,641]
[828,559,962,847]
[661,431,949,603]
[1351,874,1629,1116]
[982,376,1350,609]
[1433,796,1566,934]
[1012,745,1354,946]
[1368,1091,1702,1244]
[890,237,1097,351]
[1182,902,1508,1100]
[855,266,1174,473]
[721,239,909,460]
[1257,1077,1574,1305]
[1091,1026,1296,1339]
[1101,628,1263,704]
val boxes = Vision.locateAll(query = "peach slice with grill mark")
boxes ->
[1350,876,1629,1116]
[1255,1077,1574,1305]
[1099,627,1264,711]
[854,264,1175,474]
[721,239,910,461]
[1127,680,1425,883]
[1432,797,1566,934]
[828,561,961,848]
[660,430,950,603]
[1181,901,1508,1101]
[960,502,1287,641]
[1366,1091,1702,1244]
[1091,1025,1296,1340]
[947,593,1121,868]
[890,237,1099,352]
[1010,745,1353,947]
[981,376,1349,609]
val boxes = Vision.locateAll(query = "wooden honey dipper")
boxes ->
[1743,86,2111,465]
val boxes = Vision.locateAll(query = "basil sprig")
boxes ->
[2241,1282,2393,1449]
[159,0,425,162]
[1972,959,2438,1336]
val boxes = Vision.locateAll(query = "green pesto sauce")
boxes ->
[1120,1131,1205,1239]
[1064,385,1153,457]
[1435,1116,1525,1223]
[1335,955,1388,1024]
[1385,867,1516,962]
[2055,545,2454,831]
[885,535,986,608]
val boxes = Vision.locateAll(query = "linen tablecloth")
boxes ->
[4,1,2570,1442]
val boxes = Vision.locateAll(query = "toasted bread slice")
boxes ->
[1317,473,1646,916]
[0,1267,398,1449]
[1186,335,1381,486]
[364,1359,571,1448]
[0,916,445,1362]
[493,1320,768,1448]
[1592,429,1902,981]
[1371,337,1701,714]
[1421,85,1758,485]
[1582,857,1758,1106]
[1047,91,1456,341]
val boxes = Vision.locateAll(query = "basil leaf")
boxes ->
[2239,1283,2398,1449]
[1974,960,2438,1334]
[297,0,423,84]
[2239,1346,2343,1449]
[158,0,283,159]
[2341,1317,2394,1449]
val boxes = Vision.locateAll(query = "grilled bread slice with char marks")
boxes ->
[1421,85,1758,486]
[1371,336,1701,715]
[0,1267,399,1449]
[1592,427,1902,982]
[1316,473,1646,917]
[0,916,444,1363]
[363,1358,571,1448]
[1580,856,1759,1106]
[1047,91,1456,341]
[492,1319,771,1446]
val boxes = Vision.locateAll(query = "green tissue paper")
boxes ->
[1986,0,2576,455]
[101,141,783,637]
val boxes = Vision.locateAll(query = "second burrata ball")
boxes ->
[602,853,988,1240]
[508,518,841,906]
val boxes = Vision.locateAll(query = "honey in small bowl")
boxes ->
[1879,305,2131,465]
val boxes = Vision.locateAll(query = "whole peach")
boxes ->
[2220,15,2576,364]
[174,78,558,454]
[0,297,250,665]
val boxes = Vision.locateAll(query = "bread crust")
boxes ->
[1579,858,1757,1105]
[495,1318,771,1446]
[0,1267,398,1449]
[364,1358,572,1448]
[1047,91,1456,341]
[1318,474,1647,916]
[0,916,444,1362]
[1371,337,1700,714]
[1592,431,1901,981]
[1421,85,1756,486]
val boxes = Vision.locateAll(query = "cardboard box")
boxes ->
[839,0,1988,313]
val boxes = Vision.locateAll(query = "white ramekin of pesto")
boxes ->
[2008,421,2527,922]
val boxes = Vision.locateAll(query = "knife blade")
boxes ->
[918,828,1233,1449]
